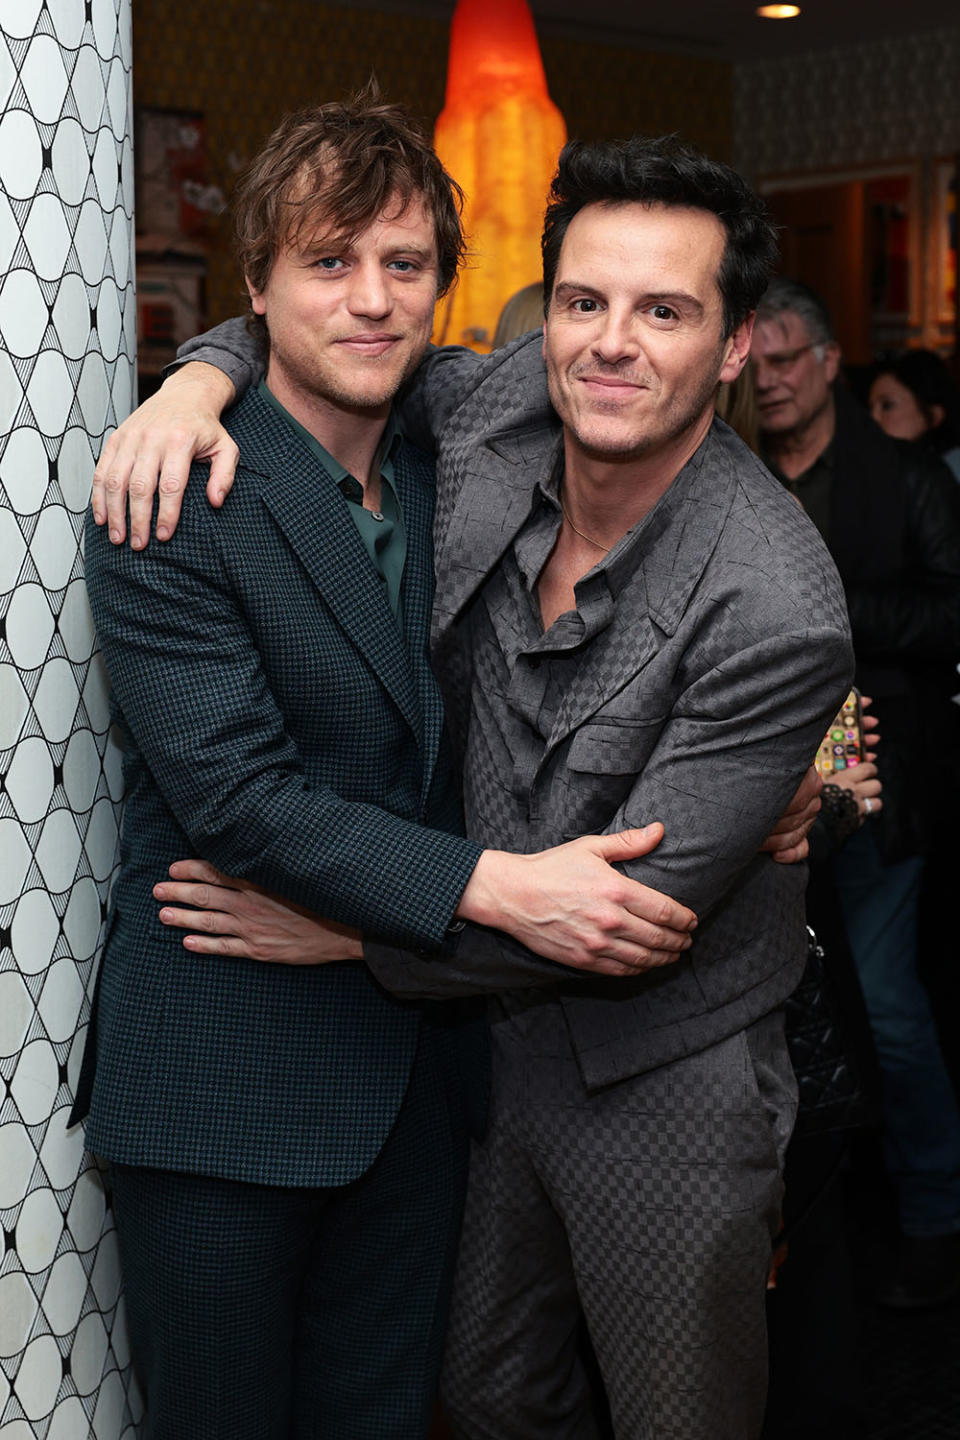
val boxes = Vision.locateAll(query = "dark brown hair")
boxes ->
[541,136,778,338]
[234,87,464,321]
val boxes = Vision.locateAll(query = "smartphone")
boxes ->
[814,688,863,779]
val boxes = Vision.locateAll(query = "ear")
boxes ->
[246,275,267,317]
[822,341,841,385]
[927,402,946,429]
[718,314,754,384]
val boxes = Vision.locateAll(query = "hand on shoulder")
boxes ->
[91,362,238,549]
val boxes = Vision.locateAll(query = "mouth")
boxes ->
[337,334,402,357]
[756,394,791,411]
[578,375,645,398]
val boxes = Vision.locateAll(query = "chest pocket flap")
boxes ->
[565,716,667,776]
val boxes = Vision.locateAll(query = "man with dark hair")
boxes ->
[92,134,849,1438]
[75,104,707,1440]
[753,275,960,1308]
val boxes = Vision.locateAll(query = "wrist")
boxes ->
[168,360,236,411]
[455,850,513,929]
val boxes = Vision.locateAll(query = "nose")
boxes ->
[591,307,640,365]
[752,353,778,392]
[346,259,391,320]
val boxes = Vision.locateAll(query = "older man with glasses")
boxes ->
[753,275,960,1309]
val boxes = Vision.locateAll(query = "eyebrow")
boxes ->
[382,244,437,262]
[553,282,705,317]
[298,238,437,263]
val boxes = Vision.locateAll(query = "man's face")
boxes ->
[248,193,439,417]
[752,310,840,439]
[542,201,752,464]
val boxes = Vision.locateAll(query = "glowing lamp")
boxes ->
[432,0,567,350]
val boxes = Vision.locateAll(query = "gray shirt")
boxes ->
[463,447,643,854]
[463,449,665,1041]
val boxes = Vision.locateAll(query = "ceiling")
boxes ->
[333,0,960,60]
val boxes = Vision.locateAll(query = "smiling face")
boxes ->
[247,192,439,422]
[542,201,752,466]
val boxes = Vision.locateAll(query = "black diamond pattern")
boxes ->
[0,2,140,1434]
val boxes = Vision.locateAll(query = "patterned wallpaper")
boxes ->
[735,23,960,180]
[131,0,732,326]
[0,1,139,1434]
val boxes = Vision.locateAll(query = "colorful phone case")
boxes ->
[814,688,863,779]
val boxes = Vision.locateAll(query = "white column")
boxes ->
[0,1,139,1435]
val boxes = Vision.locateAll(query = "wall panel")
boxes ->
[0,1,139,1434]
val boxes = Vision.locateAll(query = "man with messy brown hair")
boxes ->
[75,95,704,1439]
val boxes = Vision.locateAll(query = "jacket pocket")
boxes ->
[565,716,667,775]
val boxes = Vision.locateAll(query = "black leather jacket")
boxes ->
[827,386,960,858]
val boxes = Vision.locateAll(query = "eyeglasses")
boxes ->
[755,341,823,376]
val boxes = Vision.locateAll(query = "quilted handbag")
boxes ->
[785,927,869,1138]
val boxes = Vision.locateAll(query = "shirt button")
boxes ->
[370,511,385,522]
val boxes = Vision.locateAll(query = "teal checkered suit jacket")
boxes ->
[73,385,484,1186]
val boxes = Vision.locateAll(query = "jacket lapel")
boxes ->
[432,424,562,642]
[234,391,423,746]
[393,445,447,808]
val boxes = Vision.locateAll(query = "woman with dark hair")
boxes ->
[869,349,960,480]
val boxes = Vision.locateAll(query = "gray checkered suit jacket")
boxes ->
[174,325,855,1092]
[371,338,855,1086]
[73,385,483,1185]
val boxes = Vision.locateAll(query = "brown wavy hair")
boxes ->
[234,86,464,337]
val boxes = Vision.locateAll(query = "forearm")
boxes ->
[163,359,237,414]
[171,316,264,398]
[364,925,571,999]
[598,630,854,918]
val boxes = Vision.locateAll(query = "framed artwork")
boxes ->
[135,107,210,250]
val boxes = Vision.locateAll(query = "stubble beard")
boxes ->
[268,331,427,415]
[550,361,723,464]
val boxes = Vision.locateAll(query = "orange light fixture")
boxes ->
[432,0,567,350]
[756,5,801,16]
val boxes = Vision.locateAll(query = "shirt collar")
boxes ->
[257,381,402,487]
[763,435,835,486]
[532,435,714,605]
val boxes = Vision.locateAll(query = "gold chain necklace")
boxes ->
[560,490,611,552]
